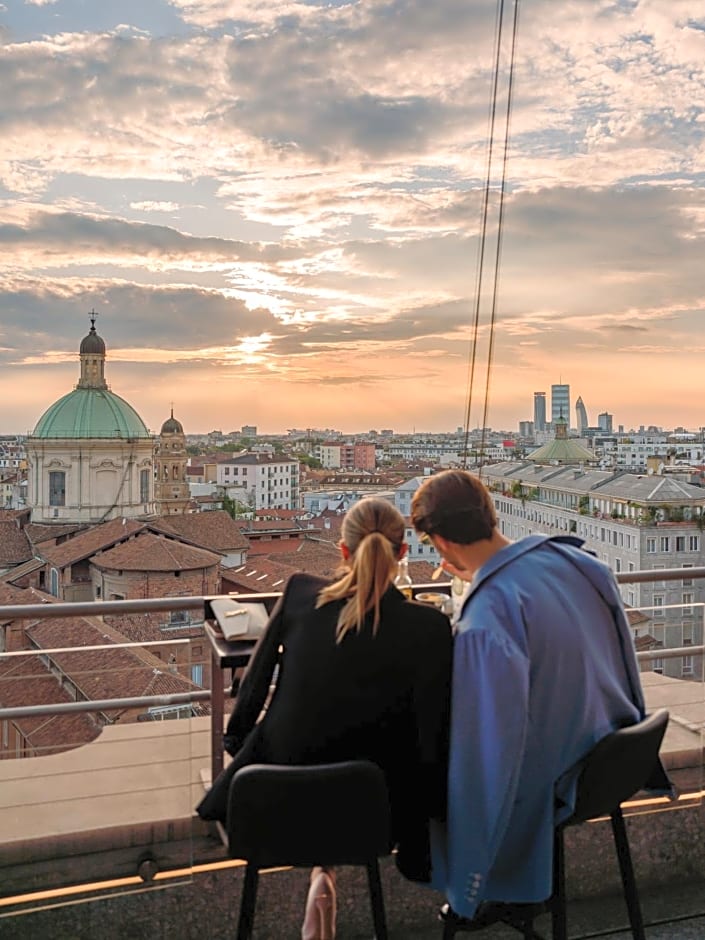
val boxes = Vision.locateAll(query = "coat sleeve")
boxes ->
[442,593,530,918]
[222,578,291,755]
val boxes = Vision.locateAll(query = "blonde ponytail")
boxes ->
[316,498,405,642]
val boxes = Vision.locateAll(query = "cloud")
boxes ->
[2,0,705,432]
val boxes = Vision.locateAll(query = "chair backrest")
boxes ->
[570,709,669,824]
[226,760,393,868]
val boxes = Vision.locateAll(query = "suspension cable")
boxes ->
[462,0,520,470]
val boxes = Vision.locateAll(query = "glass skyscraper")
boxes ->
[551,384,570,426]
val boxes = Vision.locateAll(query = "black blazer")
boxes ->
[197,572,452,881]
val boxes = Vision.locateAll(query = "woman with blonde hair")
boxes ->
[197,498,452,940]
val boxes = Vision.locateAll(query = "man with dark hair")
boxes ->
[411,469,660,925]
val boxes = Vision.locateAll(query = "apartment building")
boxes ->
[481,461,705,680]
[217,453,300,510]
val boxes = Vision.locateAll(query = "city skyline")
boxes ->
[1,1,704,435]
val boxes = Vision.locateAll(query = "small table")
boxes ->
[203,595,277,784]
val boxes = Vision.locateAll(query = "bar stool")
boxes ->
[227,760,393,940]
[442,709,670,940]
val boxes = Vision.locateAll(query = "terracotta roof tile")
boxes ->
[41,517,146,568]
[0,522,33,566]
[26,616,201,707]
[90,531,221,572]
[149,510,249,551]
[0,654,100,756]
[25,522,87,546]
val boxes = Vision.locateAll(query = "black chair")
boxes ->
[226,760,393,940]
[442,709,670,940]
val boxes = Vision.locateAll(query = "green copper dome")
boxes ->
[32,388,151,440]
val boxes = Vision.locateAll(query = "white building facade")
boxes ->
[217,454,300,510]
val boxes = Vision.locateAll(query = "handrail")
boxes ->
[1,575,703,728]
[1,566,704,621]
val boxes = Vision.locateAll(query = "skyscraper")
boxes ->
[551,384,570,426]
[533,392,547,432]
[575,396,588,433]
[598,412,613,432]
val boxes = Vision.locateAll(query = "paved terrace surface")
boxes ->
[2,862,703,939]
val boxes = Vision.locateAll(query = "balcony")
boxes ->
[0,572,703,939]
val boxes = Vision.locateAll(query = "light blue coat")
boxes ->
[431,535,646,916]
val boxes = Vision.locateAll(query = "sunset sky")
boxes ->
[1,0,704,435]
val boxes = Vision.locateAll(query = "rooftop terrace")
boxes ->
[0,577,703,938]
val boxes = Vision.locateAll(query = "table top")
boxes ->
[204,620,259,668]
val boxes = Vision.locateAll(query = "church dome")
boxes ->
[160,411,184,434]
[32,388,151,440]
[79,324,106,355]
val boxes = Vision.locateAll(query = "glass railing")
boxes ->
[0,575,702,928]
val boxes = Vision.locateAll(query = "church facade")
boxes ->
[26,319,156,524]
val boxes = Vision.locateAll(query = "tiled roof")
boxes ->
[246,537,309,556]
[0,522,33,567]
[0,556,45,586]
[40,517,146,568]
[224,538,342,592]
[236,519,310,533]
[104,612,204,645]
[90,531,221,572]
[408,559,451,585]
[25,522,87,547]
[149,510,249,551]
[254,508,309,520]
[0,653,100,756]
[26,616,201,708]
[0,509,30,523]
[0,583,54,608]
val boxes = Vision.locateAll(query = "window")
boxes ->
[683,622,694,645]
[659,536,670,552]
[682,564,694,586]
[50,568,59,597]
[652,657,664,675]
[682,655,694,677]
[615,558,621,573]
[646,537,657,553]
[191,663,204,687]
[652,594,664,609]
[140,468,150,503]
[49,471,66,507]
[675,536,686,552]
[689,535,700,552]
[682,593,693,616]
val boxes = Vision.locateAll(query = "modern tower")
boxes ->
[551,384,570,427]
[598,412,614,432]
[533,392,547,432]
[575,396,588,434]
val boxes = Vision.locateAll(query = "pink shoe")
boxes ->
[301,868,337,940]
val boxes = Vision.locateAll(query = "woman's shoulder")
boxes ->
[281,572,332,609]
[385,593,452,635]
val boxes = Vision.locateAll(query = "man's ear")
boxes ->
[432,533,452,556]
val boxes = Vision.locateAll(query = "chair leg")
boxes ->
[441,907,457,940]
[236,864,259,940]
[551,827,567,940]
[366,859,388,940]
[610,809,646,940]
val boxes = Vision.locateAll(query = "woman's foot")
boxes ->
[302,867,337,940]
